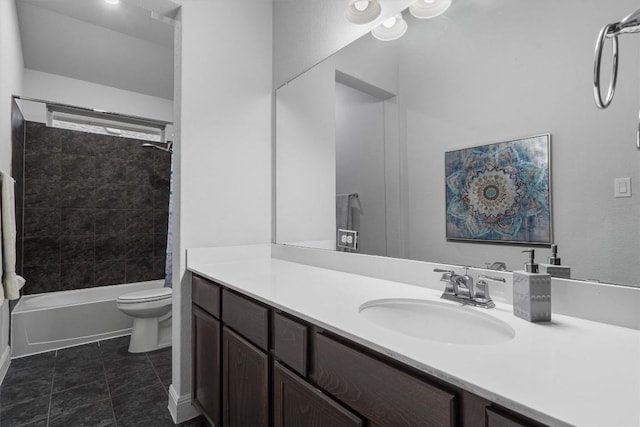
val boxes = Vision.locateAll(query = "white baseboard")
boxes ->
[0,345,10,386]
[168,384,199,424]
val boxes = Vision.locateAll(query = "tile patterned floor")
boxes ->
[0,337,207,427]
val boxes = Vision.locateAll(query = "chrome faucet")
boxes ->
[434,269,505,309]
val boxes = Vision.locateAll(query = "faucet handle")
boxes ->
[478,274,506,282]
[475,275,506,308]
[433,269,455,282]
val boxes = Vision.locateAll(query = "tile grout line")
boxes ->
[45,349,58,427]
[98,341,119,427]
[145,352,169,394]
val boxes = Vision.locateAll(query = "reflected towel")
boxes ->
[336,194,350,231]
[1,171,25,301]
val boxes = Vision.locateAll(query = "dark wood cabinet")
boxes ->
[192,305,221,427]
[312,333,456,427]
[222,289,269,351]
[273,361,363,427]
[273,312,308,377]
[486,407,540,427]
[222,327,269,427]
[191,274,548,427]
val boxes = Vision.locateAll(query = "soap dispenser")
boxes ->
[540,244,571,279]
[513,249,551,322]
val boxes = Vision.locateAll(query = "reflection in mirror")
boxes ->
[275,0,640,287]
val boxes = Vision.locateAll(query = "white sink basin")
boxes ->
[359,298,515,345]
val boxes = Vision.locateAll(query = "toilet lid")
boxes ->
[118,287,172,303]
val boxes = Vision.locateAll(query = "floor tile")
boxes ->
[0,395,50,426]
[98,336,130,353]
[52,360,106,393]
[48,398,115,427]
[55,342,102,369]
[49,379,110,419]
[0,364,53,404]
[8,351,56,372]
[1,340,175,427]
[180,416,210,426]
[104,356,160,397]
[111,382,174,427]
[19,420,48,427]
[148,348,172,387]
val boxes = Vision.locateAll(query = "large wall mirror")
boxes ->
[275,0,640,288]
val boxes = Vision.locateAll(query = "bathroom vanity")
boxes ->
[188,245,640,427]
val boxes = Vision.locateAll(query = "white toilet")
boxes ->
[116,287,173,353]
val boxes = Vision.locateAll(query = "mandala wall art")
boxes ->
[445,134,551,244]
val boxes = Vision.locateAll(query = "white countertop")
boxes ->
[188,249,640,427]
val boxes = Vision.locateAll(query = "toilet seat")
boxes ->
[117,287,172,304]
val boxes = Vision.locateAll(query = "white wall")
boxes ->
[335,82,387,256]
[276,60,336,246]
[276,34,403,251]
[170,0,272,422]
[21,69,174,135]
[0,0,24,384]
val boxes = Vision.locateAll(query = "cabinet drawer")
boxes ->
[192,275,221,318]
[222,289,269,351]
[274,361,363,427]
[486,407,543,427]
[273,312,308,376]
[312,333,456,427]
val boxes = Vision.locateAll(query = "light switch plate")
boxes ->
[337,229,358,250]
[614,177,631,198]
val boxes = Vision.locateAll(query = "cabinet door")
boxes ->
[222,327,269,427]
[192,305,221,427]
[274,361,363,427]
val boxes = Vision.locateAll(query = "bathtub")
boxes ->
[10,280,164,358]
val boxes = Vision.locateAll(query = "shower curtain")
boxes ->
[164,154,174,288]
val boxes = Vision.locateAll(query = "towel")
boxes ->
[336,194,351,231]
[1,171,25,301]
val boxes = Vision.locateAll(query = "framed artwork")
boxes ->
[445,134,551,245]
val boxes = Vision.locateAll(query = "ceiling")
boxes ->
[16,0,178,100]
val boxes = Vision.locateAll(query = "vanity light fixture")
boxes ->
[371,14,408,41]
[346,0,382,24]
[409,0,452,19]
[104,0,120,4]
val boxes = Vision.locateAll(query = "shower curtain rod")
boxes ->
[12,95,173,127]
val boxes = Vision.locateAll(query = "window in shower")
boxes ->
[46,104,167,142]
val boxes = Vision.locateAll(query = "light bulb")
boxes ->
[409,0,451,19]
[346,0,381,24]
[354,1,369,12]
[382,17,397,28]
[371,14,407,41]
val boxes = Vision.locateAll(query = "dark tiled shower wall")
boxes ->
[21,122,171,294]
[11,100,25,276]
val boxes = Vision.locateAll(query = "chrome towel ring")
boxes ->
[594,8,640,148]
[593,23,618,110]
